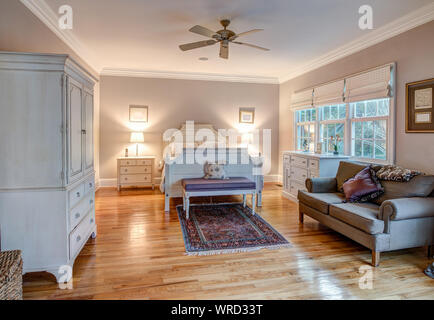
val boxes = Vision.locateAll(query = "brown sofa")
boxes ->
[298,161,434,266]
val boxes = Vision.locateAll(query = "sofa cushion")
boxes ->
[336,161,382,192]
[373,175,434,205]
[182,177,255,191]
[298,190,345,214]
[330,203,384,234]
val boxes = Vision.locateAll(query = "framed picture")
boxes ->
[129,105,148,123]
[239,108,255,124]
[406,78,434,133]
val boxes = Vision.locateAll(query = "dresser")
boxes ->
[282,151,350,201]
[0,52,97,283]
[117,156,156,190]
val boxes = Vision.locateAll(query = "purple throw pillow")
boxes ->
[342,166,384,203]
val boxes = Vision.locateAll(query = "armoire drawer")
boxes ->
[69,210,95,260]
[84,176,95,194]
[119,159,136,166]
[69,183,85,209]
[120,174,152,184]
[120,166,152,174]
[291,156,308,168]
[69,194,94,231]
[291,167,308,182]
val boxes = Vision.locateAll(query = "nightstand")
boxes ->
[117,156,156,191]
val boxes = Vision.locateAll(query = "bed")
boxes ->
[161,123,264,212]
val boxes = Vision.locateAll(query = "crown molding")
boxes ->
[101,68,280,84]
[278,2,434,83]
[20,0,101,74]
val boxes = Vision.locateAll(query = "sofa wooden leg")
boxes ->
[372,251,380,267]
[299,212,304,224]
[428,245,433,258]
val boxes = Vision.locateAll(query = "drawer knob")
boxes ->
[302,175,306,178]
[125,178,128,181]
[75,213,80,219]
[302,161,306,164]
[89,183,93,187]
[127,162,130,164]
[90,218,94,223]
[124,169,128,172]
[76,235,81,242]
[90,199,94,205]
[76,192,80,197]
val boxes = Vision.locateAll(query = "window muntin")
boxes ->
[295,108,316,152]
[294,98,392,162]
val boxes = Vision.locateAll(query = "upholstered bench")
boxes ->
[181,177,257,219]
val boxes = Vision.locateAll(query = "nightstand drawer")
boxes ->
[120,159,136,166]
[120,174,152,184]
[120,166,152,174]
[137,159,153,166]
[291,156,308,168]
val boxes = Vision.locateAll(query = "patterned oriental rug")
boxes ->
[177,203,290,255]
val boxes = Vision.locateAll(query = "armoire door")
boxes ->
[84,90,94,172]
[68,78,84,182]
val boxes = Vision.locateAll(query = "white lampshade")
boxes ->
[130,132,144,143]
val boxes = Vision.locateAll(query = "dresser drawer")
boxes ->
[120,174,152,184]
[69,210,95,259]
[69,194,94,231]
[309,159,319,171]
[291,156,308,168]
[283,154,291,165]
[120,166,152,174]
[309,170,320,179]
[69,183,85,209]
[137,159,153,166]
[119,159,136,166]
[290,180,306,197]
[291,166,308,182]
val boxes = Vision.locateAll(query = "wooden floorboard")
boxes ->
[22,183,434,300]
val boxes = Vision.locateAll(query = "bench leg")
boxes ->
[251,193,256,215]
[257,191,262,207]
[165,194,170,212]
[185,196,190,220]
[243,194,247,207]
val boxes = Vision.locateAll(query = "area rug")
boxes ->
[177,203,290,255]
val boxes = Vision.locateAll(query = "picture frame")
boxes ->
[239,107,255,124]
[406,78,434,133]
[129,105,148,123]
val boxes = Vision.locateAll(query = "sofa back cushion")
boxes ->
[373,175,434,205]
[342,166,384,203]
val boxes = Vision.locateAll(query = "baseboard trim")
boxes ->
[99,178,162,187]
[264,175,280,183]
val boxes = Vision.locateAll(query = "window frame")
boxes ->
[294,108,316,153]
[293,98,395,164]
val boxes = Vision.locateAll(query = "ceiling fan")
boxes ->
[179,19,269,59]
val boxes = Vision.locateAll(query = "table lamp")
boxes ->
[130,132,144,156]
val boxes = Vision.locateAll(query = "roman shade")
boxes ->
[345,65,392,103]
[290,88,313,109]
[313,80,345,106]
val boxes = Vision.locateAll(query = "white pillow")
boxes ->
[203,162,228,180]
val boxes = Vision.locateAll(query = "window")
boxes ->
[319,104,346,154]
[294,98,392,162]
[295,108,316,152]
[351,98,389,160]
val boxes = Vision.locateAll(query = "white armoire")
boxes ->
[0,52,97,282]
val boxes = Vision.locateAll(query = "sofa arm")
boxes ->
[379,197,434,221]
[305,177,337,193]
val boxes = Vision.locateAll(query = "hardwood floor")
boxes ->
[23,184,433,300]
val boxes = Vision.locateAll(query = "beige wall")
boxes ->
[100,76,280,181]
[0,0,101,185]
[279,21,434,175]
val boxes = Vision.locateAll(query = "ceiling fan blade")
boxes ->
[232,41,270,51]
[219,42,229,59]
[179,40,217,51]
[229,29,264,41]
[189,25,220,39]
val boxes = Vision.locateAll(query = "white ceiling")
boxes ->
[36,0,434,82]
